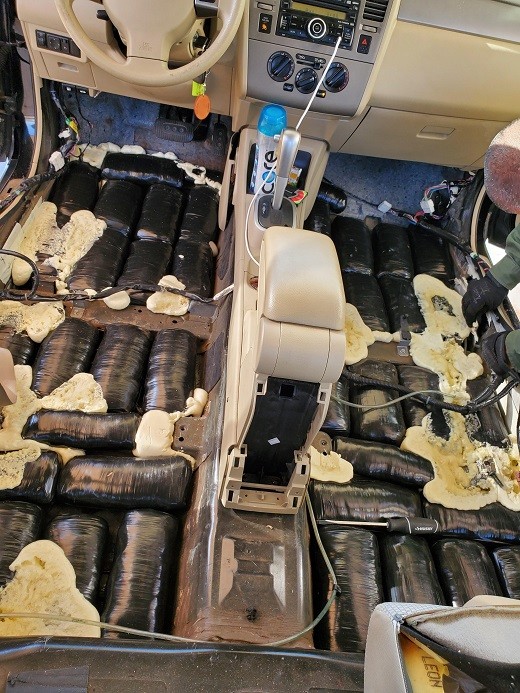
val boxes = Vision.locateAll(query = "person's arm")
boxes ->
[506,330,520,372]
[480,328,520,375]
[489,222,520,289]
[462,222,520,325]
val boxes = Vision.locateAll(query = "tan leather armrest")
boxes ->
[258,226,345,331]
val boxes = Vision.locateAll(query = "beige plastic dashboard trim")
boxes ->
[371,20,520,122]
[340,107,507,168]
[17,0,235,114]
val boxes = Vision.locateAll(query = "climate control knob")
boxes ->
[295,68,318,94]
[267,51,295,82]
[307,17,327,39]
[324,62,349,92]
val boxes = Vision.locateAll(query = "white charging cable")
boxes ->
[244,34,343,268]
[296,34,342,131]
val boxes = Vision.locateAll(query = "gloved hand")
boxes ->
[462,273,508,326]
[480,329,511,377]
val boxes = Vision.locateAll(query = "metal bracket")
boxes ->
[312,431,332,455]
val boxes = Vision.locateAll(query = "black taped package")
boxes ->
[373,223,414,279]
[378,275,426,334]
[178,186,219,243]
[87,508,126,604]
[304,198,332,236]
[0,501,42,585]
[316,179,347,214]
[381,534,446,605]
[333,438,433,488]
[170,239,214,298]
[23,411,140,449]
[313,528,383,653]
[423,500,520,543]
[409,229,454,282]
[45,514,108,604]
[0,329,36,365]
[143,329,197,412]
[90,324,152,412]
[349,360,406,445]
[432,539,502,606]
[0,451,59,504]
[93,179,143,237]
[322,373,350,436]
[31,318,100,396]
[136,183,183,243]
[101,152,185,189]
[492,545,520,599]
[331,217,373,275]
[397,365,451,439]
[51,161,99,225]
[116,240,173,303]
[310,477,422,522]
[342,273,390,332]
[67,227,130,292]
[58,455,193,512]
[102,510,178,636]
[466,377,509,447]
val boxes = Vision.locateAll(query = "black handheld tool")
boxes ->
[319,517,440,535]
[397,314,411,357]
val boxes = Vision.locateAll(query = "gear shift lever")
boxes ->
[271,128,301,210]
[256,127,301,229]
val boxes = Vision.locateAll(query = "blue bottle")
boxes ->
[251,104,287,195]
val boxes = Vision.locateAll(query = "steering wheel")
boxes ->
[54,0,246,87]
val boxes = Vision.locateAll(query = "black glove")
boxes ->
[480,329,511,377]
[462,274,508,326]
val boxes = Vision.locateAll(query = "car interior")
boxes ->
[0,0,520,691]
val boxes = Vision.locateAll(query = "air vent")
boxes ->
[363,0,389,22]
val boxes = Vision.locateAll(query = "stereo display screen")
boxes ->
[291,2,347,20]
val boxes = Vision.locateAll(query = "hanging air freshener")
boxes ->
[192,72,211,121]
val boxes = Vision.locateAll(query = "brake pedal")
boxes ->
[154,118,195,143]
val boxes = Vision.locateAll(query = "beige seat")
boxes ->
[364,597,520,692]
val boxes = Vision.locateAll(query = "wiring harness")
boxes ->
[0,83,80,214]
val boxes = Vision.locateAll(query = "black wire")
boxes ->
[328,180,479,260]
[343,189,382,211]
[0,276,224,306]
[340,370,518,414]
[409,215,476,258]
[48,82,79,159]
[73,88,92,159]
[0,167,65,212]
[49,82,70,120]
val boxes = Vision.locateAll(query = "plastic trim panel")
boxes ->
[398,0,520,43]
[0,639,364,692]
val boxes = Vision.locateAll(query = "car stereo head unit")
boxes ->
[276,0,361,49]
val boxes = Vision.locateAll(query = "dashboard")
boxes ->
[14,0,520,168]
[247,0,388,116]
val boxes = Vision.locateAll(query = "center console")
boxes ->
[247,0,395,116]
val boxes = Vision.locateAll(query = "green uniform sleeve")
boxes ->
[490,222,520,290]
[505,330,520,371]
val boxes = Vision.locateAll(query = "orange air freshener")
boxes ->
[194,94,211,121]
